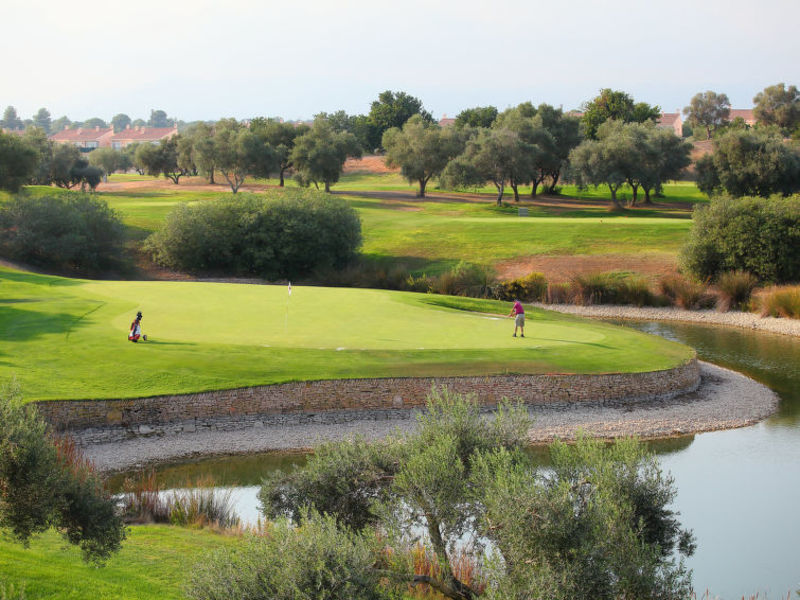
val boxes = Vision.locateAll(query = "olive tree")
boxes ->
[442,127,536,204]
[695,129,800,198]
[753,82,800,134]
[136,136,185,184]
[382,115,466,197]
[0,383,126,563]
[291,118,361,192]
[683,91,731,140]
[568,120,637,209]
[259,389,696,600]
[250,117,310,186]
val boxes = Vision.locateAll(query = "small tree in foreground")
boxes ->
[257,389,694,600]
[0,382,126,563]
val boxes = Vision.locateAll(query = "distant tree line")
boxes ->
[3,83,800,202]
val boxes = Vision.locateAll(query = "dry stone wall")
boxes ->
[36,360,699,445]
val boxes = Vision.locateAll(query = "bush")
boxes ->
[755,285,800,319]
[186,509,392,600]
[0,193,126,274]
[715,270,759,312]
[0,382,125,563]
[680,195,800,283]
[432,261,496,298]
[143,189,362,279]
[659,274,714,309]
[494,272,548,302]
[616,274,656,307]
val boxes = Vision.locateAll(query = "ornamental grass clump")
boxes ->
[756,285,800,319]
[715,270,759,312]
[659,274,714,310]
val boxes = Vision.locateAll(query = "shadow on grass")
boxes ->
[0,269,82,287]
[0,304,92,341]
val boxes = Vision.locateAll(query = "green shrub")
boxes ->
[186,509,392,600]
[659,274,714,309]
[715,270,759,311]
[144,189,362,279]
[494,272,548,302]
[756,285,800,319]
[0,383,125,563]
[680,195,800,283]
[0,193,126,274]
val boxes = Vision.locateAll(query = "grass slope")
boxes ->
[0,526,235,599]
[0,267,693,402]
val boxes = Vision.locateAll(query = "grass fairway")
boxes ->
[0,526,235,599]
[0,267,693,402]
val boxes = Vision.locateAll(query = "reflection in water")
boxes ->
[116,320,800,599]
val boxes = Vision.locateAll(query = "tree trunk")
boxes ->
[511,182,519,202]
[418,177,427,198]
[531,180,539,197]
[279,167,286,187]
[495,181,504,206]
[643,187,653,204]
[609,184,623,210]
[421,518,475,600]
[324,180,331,193]
[547,171,561,194]
[630,182,639,206]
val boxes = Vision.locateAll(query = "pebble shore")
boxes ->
[85,362,778,473]
[533,303,800,337]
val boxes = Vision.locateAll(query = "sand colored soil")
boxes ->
[495,254,679,283]
[343,155,399,174]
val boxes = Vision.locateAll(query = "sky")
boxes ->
[2,0,799,123]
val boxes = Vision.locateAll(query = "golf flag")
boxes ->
[288,282,292,296]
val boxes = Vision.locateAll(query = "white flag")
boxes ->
[288,282,292,296]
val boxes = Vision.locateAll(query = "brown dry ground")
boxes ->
[494,254,679,283]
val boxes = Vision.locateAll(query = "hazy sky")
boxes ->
[3,0,798,122]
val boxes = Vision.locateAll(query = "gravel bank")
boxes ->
[533,303,800,337]
[84,362,777,473]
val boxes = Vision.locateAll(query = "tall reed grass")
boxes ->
[715,270,759,312]
[755,285,800,319]
[120,471,240,529]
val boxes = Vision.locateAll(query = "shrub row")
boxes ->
[143,189,362,279]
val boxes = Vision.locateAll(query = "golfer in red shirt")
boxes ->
[508,300,525,338]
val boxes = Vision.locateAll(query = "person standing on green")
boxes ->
[508,299,525,338]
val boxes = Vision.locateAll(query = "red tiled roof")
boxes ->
[438,117,456,127]
[111,125,177,142]
[1,128,26,136]
[50,127,113,142]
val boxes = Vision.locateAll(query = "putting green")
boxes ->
[0,267,694,402]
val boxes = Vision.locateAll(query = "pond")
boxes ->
[110,320,800,599]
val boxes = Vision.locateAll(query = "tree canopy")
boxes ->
[454,106,498,129]
[695,128,800,198]
[0,131,38,191]
[753,82,800,135]
[683,91,731,140]
[250,117,310,186]
[291,118,361,192]
[367,90,433,151]
[257,389,695,600]
[0,383,126,563]
[581,89,660,139]
[382,115,466,197]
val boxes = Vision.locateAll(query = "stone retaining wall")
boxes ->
[35,360,700,445]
